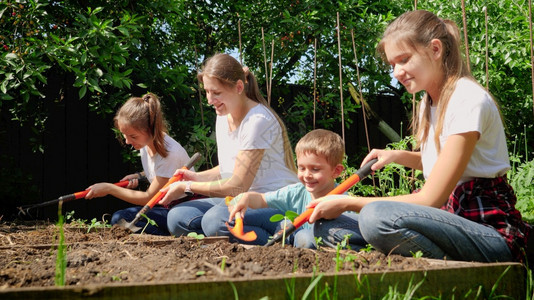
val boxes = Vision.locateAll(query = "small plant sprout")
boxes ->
[139,213,158,235]
[86,217,110,233]
[187,232,205,240]
[361,244,375,253]
[220,256,227,272]
[195,270,206,277]
[269,210,298,247]
[314,236,323,247]
[411,250,424,259]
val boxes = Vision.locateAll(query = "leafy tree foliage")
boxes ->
[1,0,532,161]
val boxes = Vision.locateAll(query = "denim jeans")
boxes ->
[313,212,368,251]
[358,201,513,262]
[111,206,170,236]
[202,204,317,248]
[166,197,225,236]
[202,203,283,245]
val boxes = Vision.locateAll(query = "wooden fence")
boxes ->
[0,84,406,221]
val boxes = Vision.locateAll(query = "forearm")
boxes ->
[194,166,222,182]
[245,192,268,209]
[392,150,422,170]
[107,185,152,206]
[188,177,250,198]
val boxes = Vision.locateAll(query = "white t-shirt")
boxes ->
[216,104,298,193]
[420,78,510,185]
[140,134,191,183]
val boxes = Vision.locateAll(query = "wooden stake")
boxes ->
[313,38,317,129]
[194,46,205,126]
[336,12,345,143]
[351,29,370,153]
[530,0,534,118]
[238,16,243,65]
[269,40,274,106]
[261,28,270,104]
[484,7,489,91]
[461,0,471,73]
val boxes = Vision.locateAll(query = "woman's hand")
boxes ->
[173,168,198,181]
[84,183,112,199]
[120,174,140,189]
[158,181,186,206]
[308,195,353,223]
[362,149,395,171]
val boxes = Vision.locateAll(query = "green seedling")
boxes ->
[86,217,111,233]
[361,243,375,253]
[195,270,205,277]
[139,213,157,235]
[187,232,205,240]
[65,211,111,233]
[220,256,227,272]
[411,250,424,259]
[269,210,298,247]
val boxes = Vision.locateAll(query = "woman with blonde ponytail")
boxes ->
[160,53,298,244]
[85,93,192,235]
[310,10,532,263]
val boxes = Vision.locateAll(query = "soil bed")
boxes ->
[0,221,432,289]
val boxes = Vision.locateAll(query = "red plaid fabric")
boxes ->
[441,176,531,262]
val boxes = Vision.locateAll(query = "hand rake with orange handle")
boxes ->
[17,180,133,218]
[117,152,202,232]
[264,158,378,246]
[224,196,258,242]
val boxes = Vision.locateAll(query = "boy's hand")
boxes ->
[228,193,249,222]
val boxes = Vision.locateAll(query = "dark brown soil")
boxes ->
[0,221,431,289]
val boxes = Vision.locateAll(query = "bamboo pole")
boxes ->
[269,40,274,106]
[261,28,270,105]
[313,38,317,129]
[412,0,417,139]
[461,0,471,73]
[350,28,370,152]
[530,0,534,118]
[336,12,345,143]
[484,7,489,91]
[194,46,205,126]
[238,15,243,65]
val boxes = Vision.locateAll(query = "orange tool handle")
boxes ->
[145,152,202,208]
[292,158,378,228]
[73,180,130,200]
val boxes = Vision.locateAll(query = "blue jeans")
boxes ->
[111,206,170,236]
[319,201,513,262]
[203,204,283,245]
[202,204,317,248]
[313,212,368,251]
[166,197,224,236]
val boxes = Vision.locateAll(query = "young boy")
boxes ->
[227,129,346,248]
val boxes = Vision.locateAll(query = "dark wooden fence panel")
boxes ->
[0,84,406,221]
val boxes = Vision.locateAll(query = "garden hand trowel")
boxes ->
[117,152,201,232]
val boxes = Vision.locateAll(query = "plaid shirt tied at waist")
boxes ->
[441,176,531,262]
